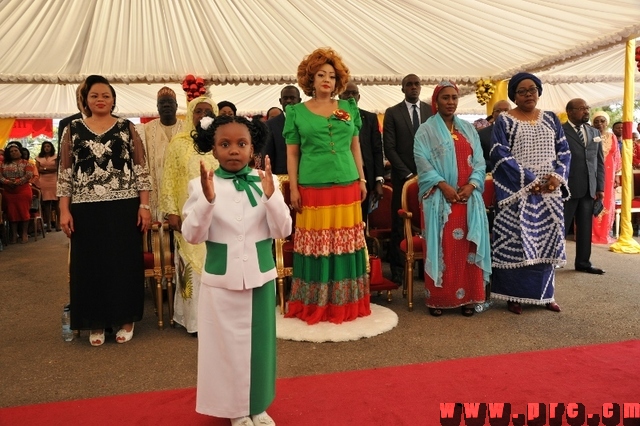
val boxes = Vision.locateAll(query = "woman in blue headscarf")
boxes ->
[414,81,491,317]
[489,72,571,314]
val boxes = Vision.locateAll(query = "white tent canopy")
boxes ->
[1,0,639,118]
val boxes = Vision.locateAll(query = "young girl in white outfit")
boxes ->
[181,115,292,426]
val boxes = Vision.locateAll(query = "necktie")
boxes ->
[576,124,585,146]
[214,165,263,207]
[412,104,420,133]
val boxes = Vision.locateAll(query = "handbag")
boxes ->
[369,255,384,286]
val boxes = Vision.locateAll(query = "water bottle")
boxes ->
[475,300,493,313]
[62,305,73,342]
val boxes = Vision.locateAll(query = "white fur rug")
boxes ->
[275,304,398,343]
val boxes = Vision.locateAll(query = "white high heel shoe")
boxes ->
[116,323,135,343]
[89,330,105,346]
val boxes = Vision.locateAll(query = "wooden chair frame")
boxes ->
[397,176,423,311]
[161,222,176,327]
[144,222,165,329]
[274,174,294,314]
[29,186,46,241]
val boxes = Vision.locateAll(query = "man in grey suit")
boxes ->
[383,74,432,283]
[262,85,301,175]
[562,98,605,274]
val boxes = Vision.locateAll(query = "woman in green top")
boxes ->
[283,47,371,325]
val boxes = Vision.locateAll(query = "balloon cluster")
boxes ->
[475,79,495,105]
[182,75,207,102]
[636,46,640,72]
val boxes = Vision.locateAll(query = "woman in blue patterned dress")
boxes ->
[490,72,571,314]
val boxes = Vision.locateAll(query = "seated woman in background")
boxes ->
[0,142,35,243]
[414,81,491,317]
[36,140,61,232]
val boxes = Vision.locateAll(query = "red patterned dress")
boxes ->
[423,130,485,309]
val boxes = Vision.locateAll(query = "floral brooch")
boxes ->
[333,109,351,122]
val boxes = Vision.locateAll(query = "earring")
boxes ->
[312,88,316,98]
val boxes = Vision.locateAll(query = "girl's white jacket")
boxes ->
[181,172,292,290]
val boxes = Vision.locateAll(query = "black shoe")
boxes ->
[575,266,605,275]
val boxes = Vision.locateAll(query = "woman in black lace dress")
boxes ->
[57,75,151,346]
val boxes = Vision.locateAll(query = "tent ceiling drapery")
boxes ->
[0,0,639,118]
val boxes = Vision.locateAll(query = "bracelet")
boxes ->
[139,204,150,210]
[469,182,478,189]
[359,178,367,183]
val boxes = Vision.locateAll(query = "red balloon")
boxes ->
[195,77,204,86]
[182,81,189,90]
[189,83,198,91]
[199,86,207,94]
[185,74,195,84]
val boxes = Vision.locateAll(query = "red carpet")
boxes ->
[2,340,638,426]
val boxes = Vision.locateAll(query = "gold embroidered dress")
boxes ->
[159,96,218,332]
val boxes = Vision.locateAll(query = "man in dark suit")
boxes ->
[56,84,85,164]
[477,100,510,173]
[339,82,385,220]
[262,85,301,175]
[383,74,432,283]
[563,98,605,274]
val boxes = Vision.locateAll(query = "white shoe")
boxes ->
[116,323,135,343]
[251,411,275,426]
[230,416,254,426]
[89,331,105,346]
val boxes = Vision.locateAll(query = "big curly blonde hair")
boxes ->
[297,47,350,97]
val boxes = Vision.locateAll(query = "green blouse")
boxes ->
[283,98,362,185]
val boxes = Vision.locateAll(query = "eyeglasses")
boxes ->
[515,87,539,97]
[571,106,590,112]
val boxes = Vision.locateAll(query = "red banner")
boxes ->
[140,117,158,124]
[10,119,53,138]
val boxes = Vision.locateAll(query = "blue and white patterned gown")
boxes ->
[489,111,571,305]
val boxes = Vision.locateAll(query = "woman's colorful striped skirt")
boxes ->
[285,181,371,325]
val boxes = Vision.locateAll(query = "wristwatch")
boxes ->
[139,204,150,210]
[375,177,385,184]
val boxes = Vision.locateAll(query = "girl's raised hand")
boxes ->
[258,155,275,199]
[200,160,215,203]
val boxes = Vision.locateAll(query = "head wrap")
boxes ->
[177,96,217,138]
[592,110,610,126]
[507,72,542,102]
[217,100,237,115]
[431,80,459,115]
[157,86,176,99]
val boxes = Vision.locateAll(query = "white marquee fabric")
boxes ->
[0,0,639,118]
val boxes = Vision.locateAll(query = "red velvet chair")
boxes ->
[483,174,495,212]
[397,177,423,311]
[366,184,393,257]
